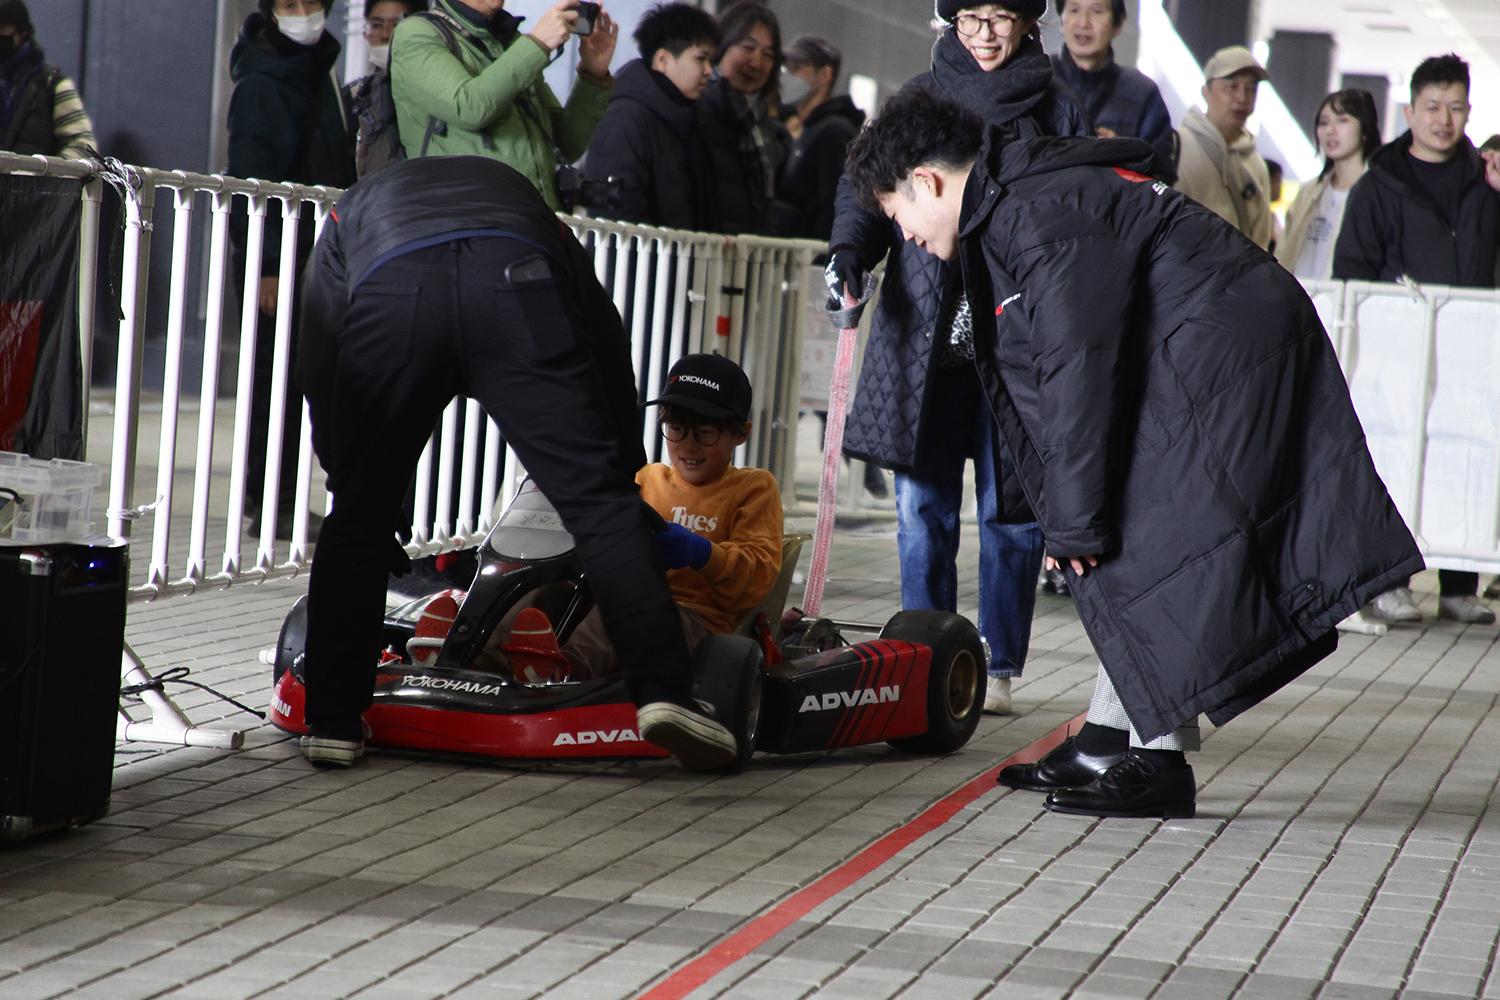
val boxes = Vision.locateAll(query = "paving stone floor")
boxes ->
[5,417,1500,999]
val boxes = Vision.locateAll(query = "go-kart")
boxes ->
[267,480,985,767]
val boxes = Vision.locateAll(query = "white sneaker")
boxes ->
[1366,587,1422,623]
[637,702,738,771]
[984,676,1012,715]
[1336,610,1388,636]
[1439,595,1496,624]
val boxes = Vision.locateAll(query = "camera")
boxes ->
[574,1,601,36]
[556,165,624,215]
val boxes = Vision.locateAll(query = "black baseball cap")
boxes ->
[645,354,752,423]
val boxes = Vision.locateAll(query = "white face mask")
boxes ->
[277,11,326,46]
[367,43,390,71]
[780,68,812,106]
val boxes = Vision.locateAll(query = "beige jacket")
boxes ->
[1276,173,1332,276]
[1174,106,1273,249]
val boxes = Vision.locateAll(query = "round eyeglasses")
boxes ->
[661,422,724,446]
[954,11,1020,37]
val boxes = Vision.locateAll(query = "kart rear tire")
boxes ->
[274,595,310,685]
[691,633,765,771]
[880,610,984,755]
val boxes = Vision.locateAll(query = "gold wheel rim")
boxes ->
[946,649,978,720]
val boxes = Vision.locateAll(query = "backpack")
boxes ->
[347,69,403,179]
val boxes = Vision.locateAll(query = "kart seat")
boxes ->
[734,533,811,638]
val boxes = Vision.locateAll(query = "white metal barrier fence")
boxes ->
[1,150,820,745]
[1304,277,1500,575]
[0,151,820,598]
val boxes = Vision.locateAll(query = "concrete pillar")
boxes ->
[1166,0,1253,67]
[1342,72,1392,146]
[1267,30,1335,144]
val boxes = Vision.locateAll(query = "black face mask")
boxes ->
[0,34,20,62]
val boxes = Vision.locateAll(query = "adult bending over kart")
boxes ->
[842,88,1423,818]
[296,154,737,770]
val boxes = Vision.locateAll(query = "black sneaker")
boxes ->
[1043,751,1195,819]
[300,715,365,768]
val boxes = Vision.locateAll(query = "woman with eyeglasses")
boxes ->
[827,1,1091,718]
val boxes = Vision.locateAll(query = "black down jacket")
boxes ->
[583,59,719,231]
[833,72,1090,479]
[958,132,1423,741]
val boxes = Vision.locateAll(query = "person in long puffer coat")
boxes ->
[826,0,1091,720]
[843,87,1423,819]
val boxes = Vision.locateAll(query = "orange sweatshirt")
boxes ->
[636,463,784,634]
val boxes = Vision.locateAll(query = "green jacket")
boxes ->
[390,1,610,209]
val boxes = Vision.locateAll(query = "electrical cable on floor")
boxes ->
[120,666,267,720]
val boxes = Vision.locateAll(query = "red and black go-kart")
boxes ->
[268,480,984,767]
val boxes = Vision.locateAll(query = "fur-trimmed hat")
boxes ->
[935,0,1046,23]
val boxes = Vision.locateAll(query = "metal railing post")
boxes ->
[221,189,268,579]
[76,176,103,460]
[144,183,197,592]
[254,195,303,571]
[186,187,234,587]
[107,173,156,540]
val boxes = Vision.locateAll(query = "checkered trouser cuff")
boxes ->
[1087,663,1202,752]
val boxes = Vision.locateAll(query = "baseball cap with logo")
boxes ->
[644,354,753,423]
[1202,45,1270,83]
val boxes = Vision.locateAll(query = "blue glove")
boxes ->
[656,522,712,570]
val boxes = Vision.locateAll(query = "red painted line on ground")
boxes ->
[633,712,1088,1000]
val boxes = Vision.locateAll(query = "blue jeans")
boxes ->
[895,364,1044,678]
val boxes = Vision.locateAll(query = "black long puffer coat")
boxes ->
[958,132,1424,741]
[832,64,1090,480]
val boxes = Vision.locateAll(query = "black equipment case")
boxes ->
[0,542,128,841]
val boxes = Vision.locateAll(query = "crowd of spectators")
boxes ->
[5,0,1500,658]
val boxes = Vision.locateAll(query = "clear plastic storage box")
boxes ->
[0,452,101,542]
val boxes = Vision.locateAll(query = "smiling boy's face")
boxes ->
[663,409,750,487]
[877,164,970,262]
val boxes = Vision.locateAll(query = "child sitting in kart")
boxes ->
[450,353,784,680]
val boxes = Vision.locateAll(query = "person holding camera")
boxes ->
[391,0,617,210]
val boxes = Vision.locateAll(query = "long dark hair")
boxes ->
[714,0,783,102]
[1314,88,1381,177]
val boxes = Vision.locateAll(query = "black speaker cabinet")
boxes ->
[0,542,128,841]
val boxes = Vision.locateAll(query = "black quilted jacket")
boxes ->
[960,132,1423,740]
[831,71,1089,495]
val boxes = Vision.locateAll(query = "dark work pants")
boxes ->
[1400,570,1478,597]
[301,238,695,725]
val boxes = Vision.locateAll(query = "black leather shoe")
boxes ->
[1043,752,1196,819]
[998,736,1125,792]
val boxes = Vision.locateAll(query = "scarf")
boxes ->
[930,30,1054,354]
[930,29,1053,138]
[712,77,776,207]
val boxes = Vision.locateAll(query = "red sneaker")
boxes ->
[406,591,462,668]
[503,607,571,683]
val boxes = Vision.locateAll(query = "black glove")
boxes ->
[825,248,866,304]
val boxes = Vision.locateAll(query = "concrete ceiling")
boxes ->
[1254,0,1500,141]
